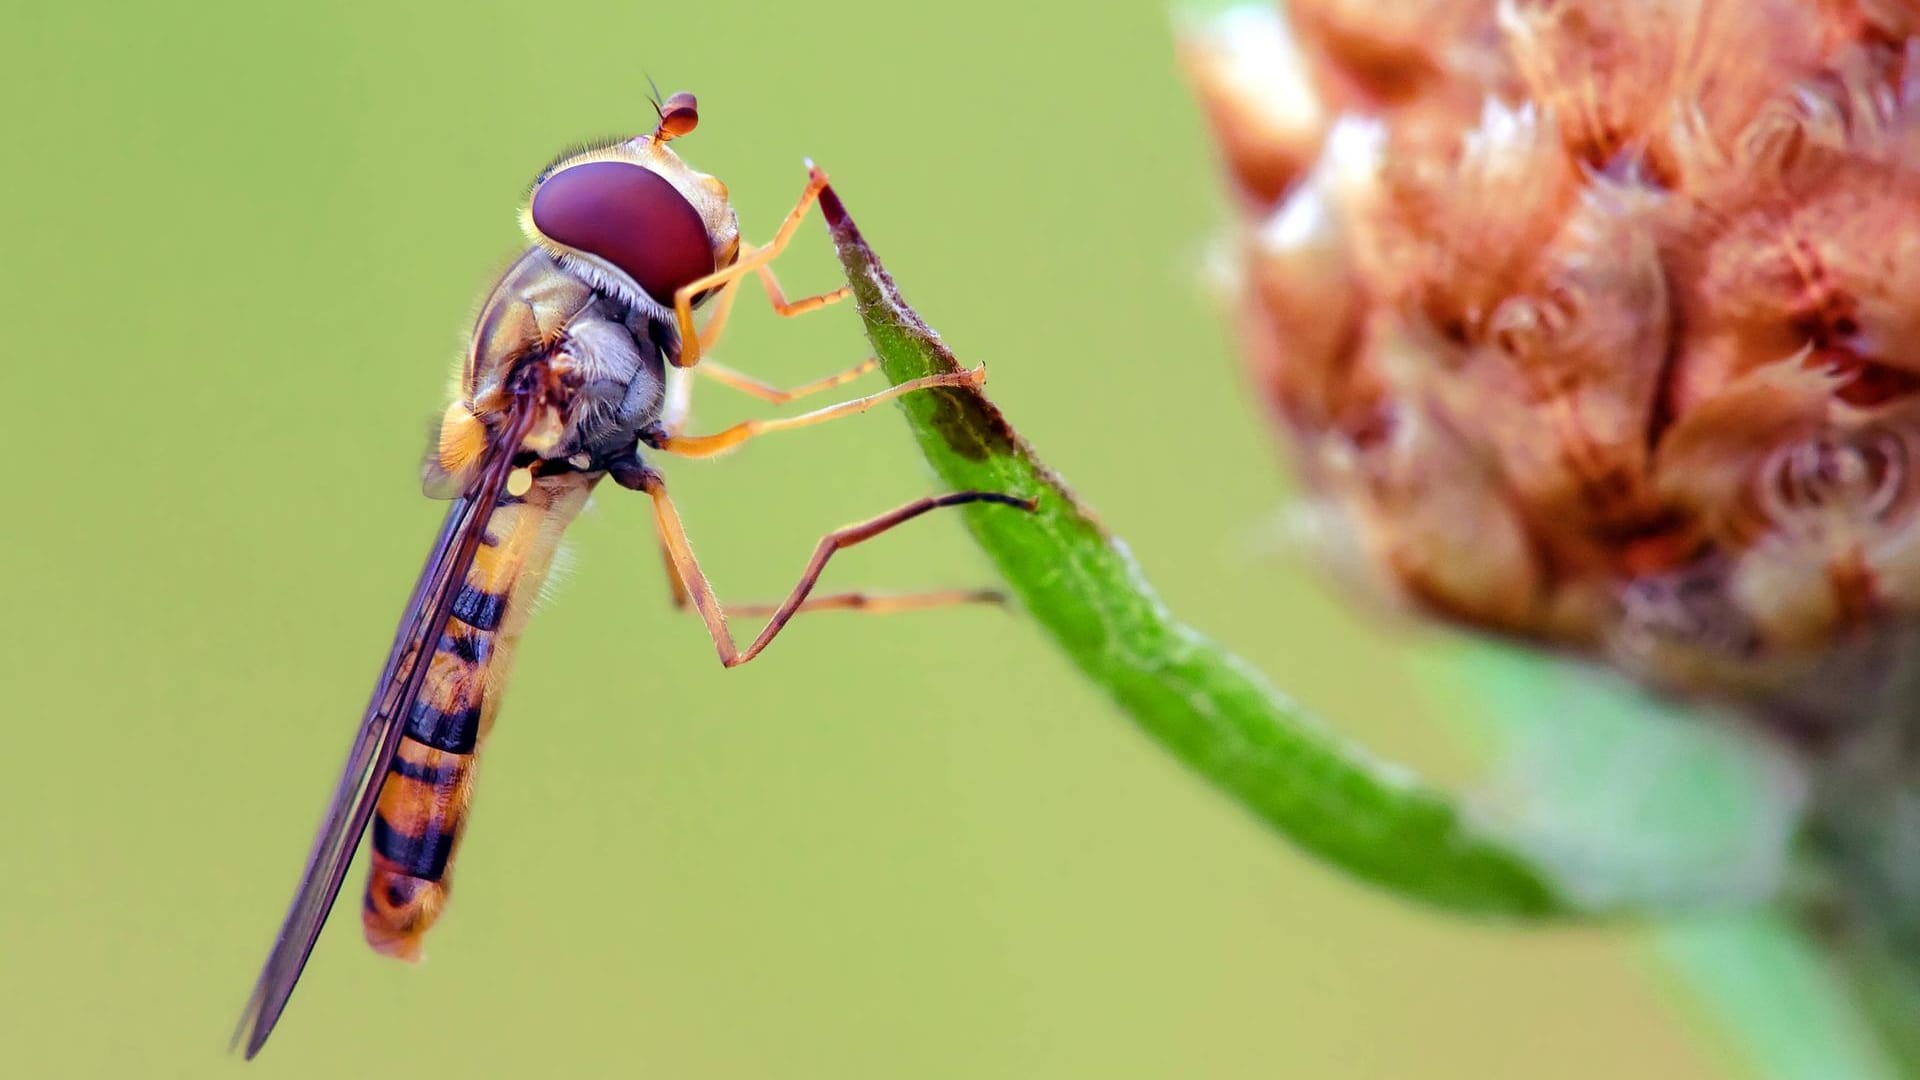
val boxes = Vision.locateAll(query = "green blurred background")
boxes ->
[0,2,1723,1076]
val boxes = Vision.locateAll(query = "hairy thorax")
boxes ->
[449,248,673,479]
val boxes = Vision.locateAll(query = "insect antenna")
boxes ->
[645,76,699,142]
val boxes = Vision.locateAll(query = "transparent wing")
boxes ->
[233,376,543,1058]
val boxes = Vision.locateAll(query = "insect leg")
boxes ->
[668,354,877,449]
[611,462,1032,668]
[692,259,850,357]
[658,366,985,459]
[648,527,1001,617]
[752,260,849,318]
[696,356,878,405]
[692,268,744,354]
[672,164,841,369]
[703,588,1006,618]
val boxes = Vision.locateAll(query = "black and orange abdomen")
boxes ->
[363,471,594,959]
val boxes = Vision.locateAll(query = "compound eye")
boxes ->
[530,161,714,304]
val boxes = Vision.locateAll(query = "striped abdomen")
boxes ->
[363,471,594,959]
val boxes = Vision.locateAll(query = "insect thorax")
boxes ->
[466,248,677,467]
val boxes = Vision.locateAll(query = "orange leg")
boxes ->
[693,260,851,357]
[692,266,744,354]
[754,261,849,318]
[696,356,878,406]
[659,366,985,459]
[713,588,1005,618]
[650,532,1001,617]
[612,461,1032,668]
[674,167,848,369]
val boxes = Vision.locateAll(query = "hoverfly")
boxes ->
[234,90,1031,1058]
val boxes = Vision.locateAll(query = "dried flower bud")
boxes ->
[1240,123,1375,434]
[1183,2,1920,744]
[1290,0,1509,113]
[1180,6,1326,208]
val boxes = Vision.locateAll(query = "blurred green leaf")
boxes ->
[815,172,1578,919]
[1656,912,1901,1080]
[1435,642,1895,1078]
[1438,643,1805,911]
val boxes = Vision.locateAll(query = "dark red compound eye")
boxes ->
[530,160,714,304]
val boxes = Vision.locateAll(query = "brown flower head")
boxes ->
[1185,1,1920,746]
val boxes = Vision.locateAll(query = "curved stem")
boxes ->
[815,174,1577,919]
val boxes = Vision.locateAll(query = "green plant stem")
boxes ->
[1655,911,1902,1080]
[1441,636,1907,1077]
[1806,794,1920,1077]
[814,171,1575,919]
